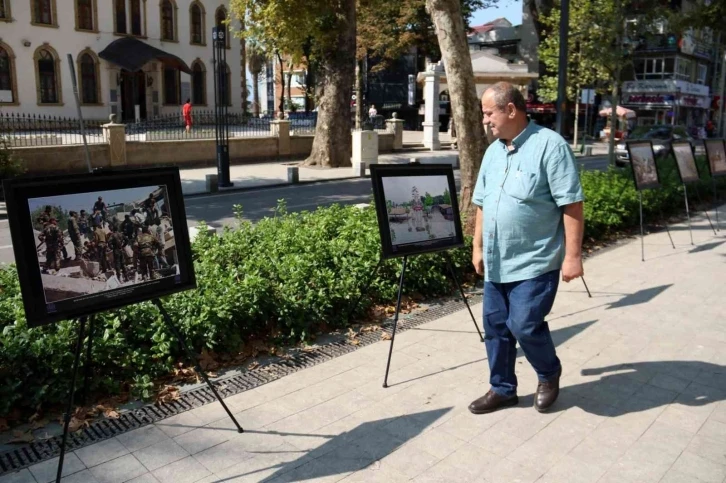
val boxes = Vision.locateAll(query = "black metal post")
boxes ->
[213,27,232,189]
[383,256,408,388]
[346,258,385,324]
[660,208,676,249]
[443,252,484,342]
[152,299,243,433]
[581,277,592,298]
[555,0,570,135]
[56,316,87,483]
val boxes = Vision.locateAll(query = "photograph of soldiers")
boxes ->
[705,140,726,177]
[28,185,180,304]
[629,143,659,189]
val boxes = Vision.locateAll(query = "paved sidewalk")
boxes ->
[3,210,726,483]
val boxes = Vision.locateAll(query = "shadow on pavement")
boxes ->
[689,241,726,253]
[215,408,453,482]
[546,361,726,417]
[605,284,672,310]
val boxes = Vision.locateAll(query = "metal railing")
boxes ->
[0,113,105,147]
[126,111,272,141]
[288,112,317,135]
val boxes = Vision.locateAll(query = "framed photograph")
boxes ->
[370,164,464,259]
[704,139,726,178]
[2,168,196,327]
[671,141,701,184]
[626,141,661,191]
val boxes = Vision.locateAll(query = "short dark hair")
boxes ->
[186,98,191,104]
[487,82,527,112]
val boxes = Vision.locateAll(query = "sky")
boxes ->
[382,176,451,205]
[28,186,163,215]
[470,0,523,27]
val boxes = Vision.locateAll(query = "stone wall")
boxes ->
[11,131,397,175]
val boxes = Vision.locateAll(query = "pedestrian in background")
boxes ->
[468,82,585,415]
[183,99,193,134]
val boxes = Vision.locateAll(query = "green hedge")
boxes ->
[0,202,473,417]
[2,157,725,418]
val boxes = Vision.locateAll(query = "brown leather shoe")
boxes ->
[534,367,562,413]
[469,390,519,414]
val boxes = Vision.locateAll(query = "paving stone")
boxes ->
[535,455,607,483]
[60,470,99,483]
[212,442,310,482]
[340,461,410,483]
[657,404,713,433]
[686,434,726,466]
[379,443,441,479]
[698,418,726,444]
[152,456,211,483]
[134,439,189,472]
[75,438,129,468]
[437,443,498,481]
[88,454,147,483]
[28,454,86,483]
[480,457,544,483]
[116,425,170,453]
[669,451,726,483]
[125,475,160,483]
[193,437,255,473]
[173,427,229,455]
[0,470,36,483]
[648,372,691,392]
[155,412,204,439]
[407,427,466,460]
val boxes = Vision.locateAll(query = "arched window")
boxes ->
[190,3,205,45]
[1,0,12,21]
[114,0,126,33]
[33,0,56,26]
[191,61,206,105]
[79,52,99,104]
[76,0,96,31]
[0,43,18,104]
[130,0,141,35]
[215,6,230,49]
[35,47,60,104]
[160,0,175,41]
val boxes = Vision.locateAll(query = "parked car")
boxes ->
[614,125,693,167]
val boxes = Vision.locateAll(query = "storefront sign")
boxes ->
[626,94,674,106]
[622,80,710,97]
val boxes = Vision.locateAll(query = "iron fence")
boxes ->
[288,112,318,135]
[125,111,272,141]
[0,113,105,147]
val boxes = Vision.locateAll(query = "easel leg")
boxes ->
[660,209,676,249]
[56,316,87,483]
[83,315,95,405]
[639,192,645,262]
[443,252,484,342]
[383,256,408,388]
[581,277,592,298]
[713,178,721,232]
[346,258,384,324]
[684,184,694,245]
[694,184,717,235]
[153,299,243,433]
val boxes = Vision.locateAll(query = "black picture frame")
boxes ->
[370,164,464,259]
[670,141,701,184]
[2,167,196,327]
[626,140,661,191]
[704,139,726,178]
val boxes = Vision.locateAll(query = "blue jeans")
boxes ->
[484,270,561,398]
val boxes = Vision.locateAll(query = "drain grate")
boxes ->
[0,292,482,476]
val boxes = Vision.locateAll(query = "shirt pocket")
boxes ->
[504,170,538,201]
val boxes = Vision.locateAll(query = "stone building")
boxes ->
[0,0,249,120]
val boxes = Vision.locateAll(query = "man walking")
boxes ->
[39,219,62,273]
[182,99,193,134]
[67,211,83,260]
[469,82,585,414]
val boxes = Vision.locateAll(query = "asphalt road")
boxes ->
[0,155,610,265]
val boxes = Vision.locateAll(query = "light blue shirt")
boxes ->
[472,121,584,283]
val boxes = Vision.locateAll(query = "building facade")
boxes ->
[0,0,249,120]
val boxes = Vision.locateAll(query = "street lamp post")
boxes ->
[213,26,233,188]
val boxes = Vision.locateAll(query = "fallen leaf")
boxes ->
[381,333,392,341]
[156,385,181,404]
[8,430,34,444]
[350,339,360,346]
[248,361,260,370]
[0,418,8,431]
[30,418,49,431]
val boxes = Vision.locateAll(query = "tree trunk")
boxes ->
[240,35,248,116]
[252,72,260,117]
[355,59,364,129]
[426,0,487,235]
[276,52,285,118]
[286,68,293,109]
[303,0,356,167]
[304,67,315,113]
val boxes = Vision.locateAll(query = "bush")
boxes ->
[0,202,473,417]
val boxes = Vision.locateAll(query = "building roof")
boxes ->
[468,18,512,34]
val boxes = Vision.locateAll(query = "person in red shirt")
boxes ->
[182,99,193,134]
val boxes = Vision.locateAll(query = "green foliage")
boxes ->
[0,203,473,418]
[0,136,25,200]
[581,154,723,240]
